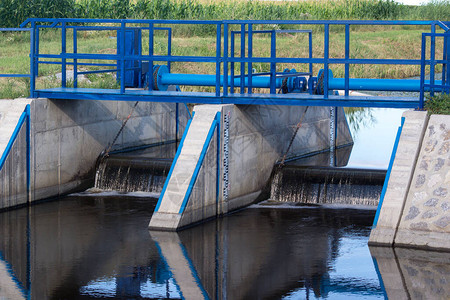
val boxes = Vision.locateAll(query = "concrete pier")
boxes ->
[369,112,450,251]
[149,104,353,230]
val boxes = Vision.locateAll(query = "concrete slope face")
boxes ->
[149,105,222,230]
[0,99,32,209]
[1,98,186,210]
[150,104,353,231]
[369,111,429,245]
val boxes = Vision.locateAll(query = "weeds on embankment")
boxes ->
[1,0,450,29]
[425,93,450,115]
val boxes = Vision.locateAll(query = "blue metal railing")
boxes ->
[0,105,31,195]
[419,31,450,107]
[7,18,450,108]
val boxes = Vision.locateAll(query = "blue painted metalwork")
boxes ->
[373,117,405,229]
[3,18,447,108]
[154,112,195,212]
[179,111,220,214]
[0,252,28,298]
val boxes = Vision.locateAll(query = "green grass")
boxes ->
[425,93,450,115]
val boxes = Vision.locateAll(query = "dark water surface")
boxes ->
[0,193,416,299]
[2,107,450,299]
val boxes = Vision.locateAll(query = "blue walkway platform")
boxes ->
[36,87,420,108]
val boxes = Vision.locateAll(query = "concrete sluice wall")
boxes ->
[1,98,352,230]
[150,104,353,230]
[0,98,186,209]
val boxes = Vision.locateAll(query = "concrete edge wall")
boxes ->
[1,98,187,209]
[369,111,450,251]
[150,104,354,230]
[0,99,32,209]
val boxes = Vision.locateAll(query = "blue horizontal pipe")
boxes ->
[161,72,443,92]
[329,78,444,92]
[161,73,284,88]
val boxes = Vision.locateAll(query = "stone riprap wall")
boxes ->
[369,112,450,251]
[1,98,187,208]
[395,114,450,250]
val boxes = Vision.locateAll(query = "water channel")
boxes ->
[1,108,449,299]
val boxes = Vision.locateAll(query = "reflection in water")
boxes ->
[0,196,448,299]
[344,107,376,137]
[346,108,406,169]
[371,247,450,300]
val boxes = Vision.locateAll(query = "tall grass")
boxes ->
[1,0,449,28]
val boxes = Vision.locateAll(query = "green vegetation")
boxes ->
[1,0,450,28]
[0,0,449,114]
[425,93,450,115]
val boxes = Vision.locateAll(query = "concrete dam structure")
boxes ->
[0,18,449,248]
[0,98,353,230]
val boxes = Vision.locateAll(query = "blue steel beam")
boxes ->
[34,88,420,108]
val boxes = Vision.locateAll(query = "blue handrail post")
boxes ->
[345,24,350,96]
[149,22,154,91]
[230,31,235,94]
[240,24,245,94]
[270,29,276,94]
[167,27,172,72]
[215,23,221,98]
[308,29,313,83]
[430,23,436,98]
[61,21,67,88]
[324,24,329,98]
[73,28,78,88]
[248,24,253,95]
[120,21,126,94]
[34,25,39,93]
[446,33,450,93]
[419,33,427,109]
[30,21,36,98]
[223,23,229,96]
